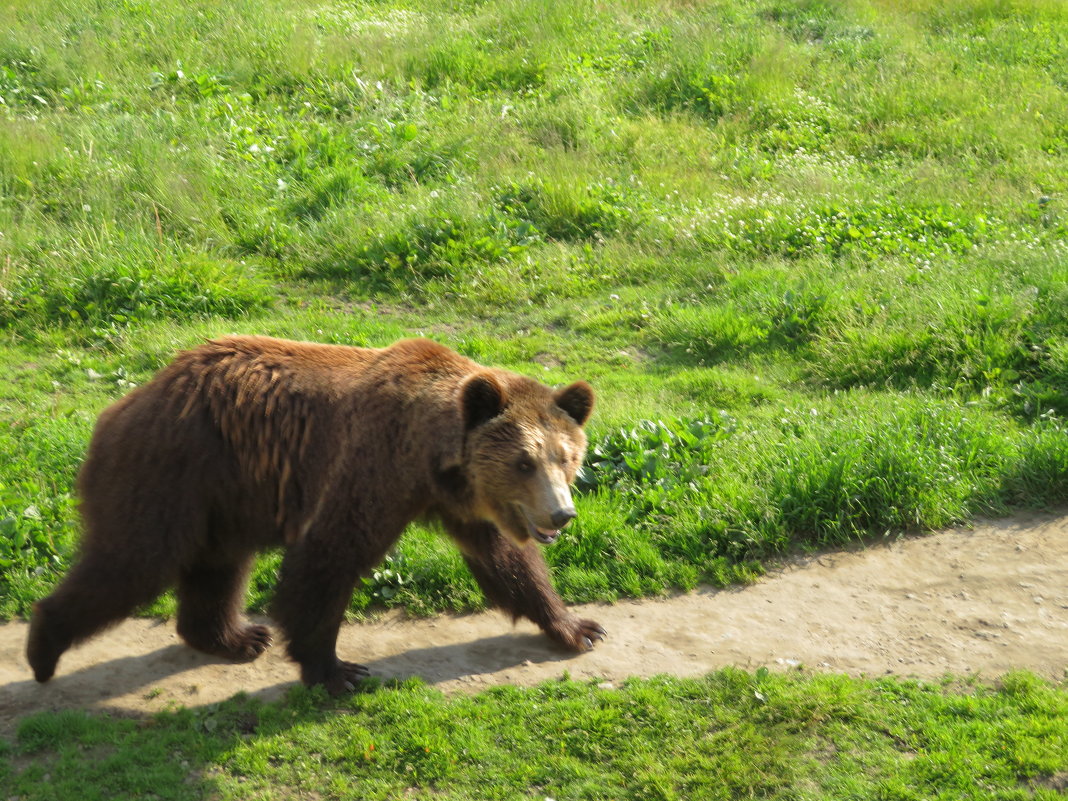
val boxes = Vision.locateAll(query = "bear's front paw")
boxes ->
[548,616,606,652]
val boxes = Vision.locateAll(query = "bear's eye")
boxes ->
[515,456,536,474]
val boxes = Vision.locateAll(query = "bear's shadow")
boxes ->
[8,631,574,713]
[363,631,575,685]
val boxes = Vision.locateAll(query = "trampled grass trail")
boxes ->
[3,510,1066,731]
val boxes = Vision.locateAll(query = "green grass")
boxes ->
[3,0,1068,795]
[3,670,1067,800]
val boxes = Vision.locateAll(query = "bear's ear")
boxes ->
[460,373,505,430]
[554,381,594,427]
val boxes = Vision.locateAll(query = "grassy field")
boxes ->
[3,671,1068,800]
[2,0,1068,795]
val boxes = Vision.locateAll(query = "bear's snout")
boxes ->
[550,507,576,529]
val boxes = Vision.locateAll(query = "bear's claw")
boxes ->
[330,660,371,695]
[582,620,608,648]
[549,616,606,652]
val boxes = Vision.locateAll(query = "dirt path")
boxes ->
[2,512,1066,731]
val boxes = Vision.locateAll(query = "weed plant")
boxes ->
[0,0,1066,620]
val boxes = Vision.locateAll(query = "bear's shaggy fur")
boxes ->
[27,336,603,694]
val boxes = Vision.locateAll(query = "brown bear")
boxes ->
[27,336,604,694]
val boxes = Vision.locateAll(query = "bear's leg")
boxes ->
[176,552,272,661]
[27,549,175,683]
[446,519,606,651]
[272,543,370,695]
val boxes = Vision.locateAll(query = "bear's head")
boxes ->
[459,373,594,547]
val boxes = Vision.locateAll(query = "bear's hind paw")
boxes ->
[232,624,274,659]
[27,616,71,683]
[301,658,371,696]
[331,660,371,695]
[184,623,274,662]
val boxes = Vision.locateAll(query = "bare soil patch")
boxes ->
[2,511,1066,732]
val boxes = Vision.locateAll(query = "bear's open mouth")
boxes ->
[519,506,561,545]
[532,527,560,545]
